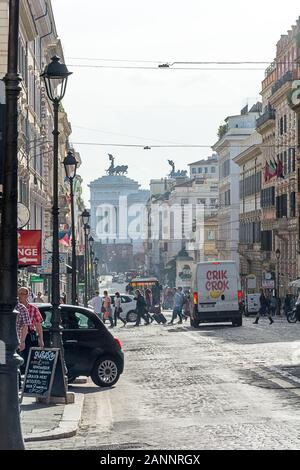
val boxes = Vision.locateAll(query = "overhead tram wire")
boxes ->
[72,141,300,149]
[67,57,296,66]
[69,64,266,71]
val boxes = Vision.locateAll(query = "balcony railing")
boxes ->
[271,70,294,95]
[256,107,275,128]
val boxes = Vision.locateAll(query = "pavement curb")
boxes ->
[24,393,84,442]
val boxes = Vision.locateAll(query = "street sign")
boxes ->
[262,279,275,289]
[37,252,67,274]
[246,274,257,290]
[18,230,42,266]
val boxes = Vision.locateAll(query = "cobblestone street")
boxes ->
[25,315,300,450]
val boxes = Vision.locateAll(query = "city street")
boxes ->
[26,314,300,450]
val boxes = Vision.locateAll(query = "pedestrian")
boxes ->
[145,288,153,310]
[269,295,277,317]
[18,287,45,372]
[114,292,126,327]
[59,296,65,304]
[182,292,191,320]
[253,289,274,325]
[284,294,291,317]
[134,289,150,326]
[102,290,114,328]
[62,292,67,304]
[168,288,184,324]
[34,292,44,303]
[15,301,31,389]
[28,288,35,303]
[88,290,103,320]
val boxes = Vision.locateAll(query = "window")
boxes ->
[276,194,287,218]
[261,230,272,251]
[290,192,296,218]
[198,167,203,174]
[224,189,231,206]
[197,198,206,205]
[61,310,97,329]
[192,168,196,174]
[284,114,287,133]
[211,167,216,173]
[204,167,208,173]
[261,187,275,208]
[210,198,217,206]
[207,230,215,241]
[181,198,189,205]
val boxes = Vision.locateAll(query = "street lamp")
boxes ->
[275,249,281,315]
[94,257,99,291]
[89,236,94,297]
[41,56,72,372]
[63,151,78,305]
[81,211,90,306]
[0,0,24,450]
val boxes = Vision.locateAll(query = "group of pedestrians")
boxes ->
[89,290,126,328]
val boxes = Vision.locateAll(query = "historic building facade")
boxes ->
[212,104,262,271]
[258,19,300,296]
[0,0,81,298]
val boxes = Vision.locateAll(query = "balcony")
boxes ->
[271,70,294,96]
[256,107,275,129]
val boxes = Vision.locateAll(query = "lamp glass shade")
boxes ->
[81,210,90,226]
[41,56,72,102]
[63,151,77,179]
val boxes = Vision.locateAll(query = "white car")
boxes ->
[110,294,137,323]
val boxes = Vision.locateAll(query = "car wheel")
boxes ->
[126,310,138,323]
[232,318,243,327]
[91,356,120,387]
[287,311,297,323]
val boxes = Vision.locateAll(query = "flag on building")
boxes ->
[269,159,277,179]
[264,161,270,182]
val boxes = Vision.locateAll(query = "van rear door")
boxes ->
[197,262,239,314]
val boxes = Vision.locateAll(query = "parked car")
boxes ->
[39,304,124,387]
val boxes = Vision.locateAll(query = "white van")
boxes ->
[191,261,242,327]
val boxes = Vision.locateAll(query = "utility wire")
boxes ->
[69,64,266,71]
[67,57,297,66]
[72,141,300,149]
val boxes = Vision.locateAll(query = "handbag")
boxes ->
[103,310,110,320]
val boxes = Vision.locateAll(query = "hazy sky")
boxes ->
[51,0,300,204]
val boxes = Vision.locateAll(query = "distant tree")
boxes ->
[217,123,228,140]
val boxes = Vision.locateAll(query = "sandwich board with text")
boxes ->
[21,347,67,404]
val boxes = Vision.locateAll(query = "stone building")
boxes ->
[212,104,262,271]
[258,18,300,296]
[0,0,80,297]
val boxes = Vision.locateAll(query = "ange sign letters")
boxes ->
[18,230,42,266]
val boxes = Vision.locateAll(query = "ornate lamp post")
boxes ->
[0,0,24,450]
[63,151,78,305]
[94,257,99,291]
[89,236,94,297]
[81,210,90,306]
[41,56,72,352]
[275,248,281,315]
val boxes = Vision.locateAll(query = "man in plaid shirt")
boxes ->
[15,301,31,351]
[18,287,44,370]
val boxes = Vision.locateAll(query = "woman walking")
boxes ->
[114,292,126,327]
[102,290,114,328]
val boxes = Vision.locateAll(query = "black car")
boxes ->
[39,304,124,387]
